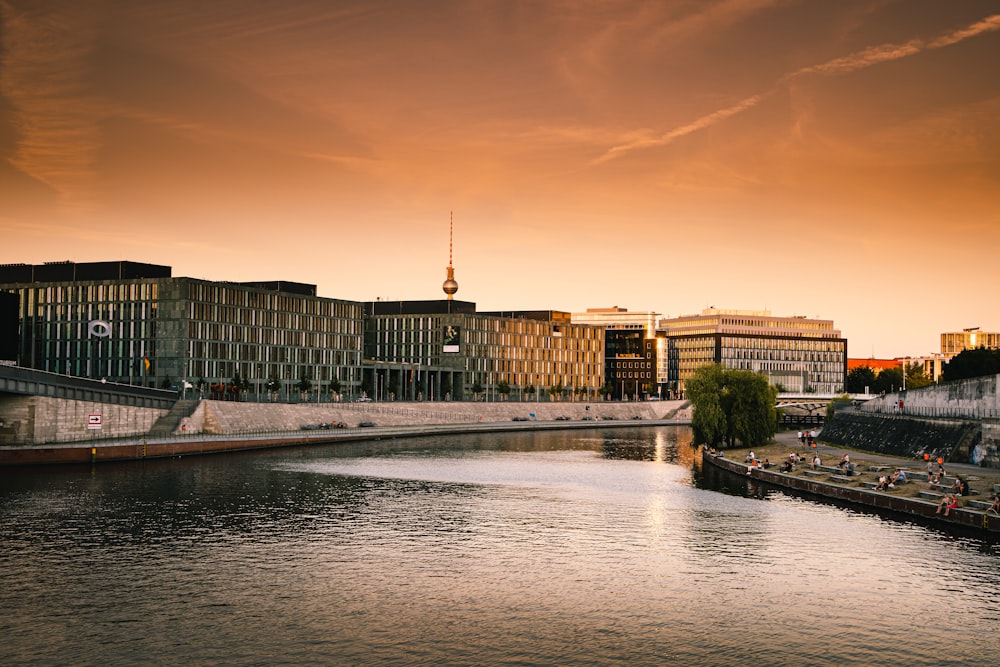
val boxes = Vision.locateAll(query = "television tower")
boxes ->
[442,212,459,300]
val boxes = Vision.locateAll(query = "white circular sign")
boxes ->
[88,320,112,338]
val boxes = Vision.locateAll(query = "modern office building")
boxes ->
[366,300,605,401]
[941,328,1000,356]
[659,308,847,394]
[0,255,603,403]
[0,290,18,363]
[359,221,605,402]
[0,261,364,398]
[572,307,666,400]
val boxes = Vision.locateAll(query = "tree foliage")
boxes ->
[904,362,932,389]
[942,347,1000,382]
[846,366,877,394]
[687,365,777,448]
[826,394,854,420]
[872,366,903,394]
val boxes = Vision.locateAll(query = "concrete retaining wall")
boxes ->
[0,395,168,445]
[863,374,1000,418]
[184,399,690,436]
[820,411,982,465]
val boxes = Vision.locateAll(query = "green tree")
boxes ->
[904,362,932,389]
[160,374,173,390]
[471,380,484,400]
[942,347,1000,382]
[687,364,777,448]
[846,366,877,394]
[230,371,250,398]
[264,375,282,400]
[525,384,536,399]
[873,366,903,394]
[549,383,563,401]
[497,379,511,400]
[600,381,614,400]
[826,393,854,420]
[688,365,727,447]
[329,377,342,397]
[296,374,312,397]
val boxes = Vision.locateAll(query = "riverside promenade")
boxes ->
[707,429,1000,535]
[0,398,692,465]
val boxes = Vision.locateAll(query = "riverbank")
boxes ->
[705,430,1000,535]
[0,400,691,465]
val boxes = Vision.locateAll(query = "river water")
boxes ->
[2,426,999,666]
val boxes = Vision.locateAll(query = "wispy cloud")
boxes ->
[593,95,764,164]
[596,12,1000,163]
[1,2,102,214]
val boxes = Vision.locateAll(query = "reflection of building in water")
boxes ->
[659,308,847,395]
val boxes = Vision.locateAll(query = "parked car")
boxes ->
[512,416,529,422]
[554,416,570,421]
[358,421,376,427]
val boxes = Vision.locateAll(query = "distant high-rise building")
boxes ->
[941,328,1000,356]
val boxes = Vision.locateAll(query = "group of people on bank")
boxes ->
[875,468,906,491]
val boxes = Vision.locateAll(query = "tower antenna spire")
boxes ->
[442,211,459,300]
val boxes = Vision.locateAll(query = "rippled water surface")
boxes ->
[2,426,999,666]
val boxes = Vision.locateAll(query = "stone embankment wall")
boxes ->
[820,411,980,463]
[865,374,999,418]
[0,395,168,445]
[839,373,1000,468]
[183,399,690,435]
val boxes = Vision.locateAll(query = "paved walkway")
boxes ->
[770,429,997,487]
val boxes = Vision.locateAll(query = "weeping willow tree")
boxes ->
[687,364,777,448]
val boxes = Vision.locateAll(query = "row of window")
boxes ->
[21,282,158,308]
[188,302,359,333]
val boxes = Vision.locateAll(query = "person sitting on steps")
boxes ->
[988,494,1000,517]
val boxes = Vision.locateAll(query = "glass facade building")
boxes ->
[660,308,847,394]
[571,307,665,399]
[941,329,1000,356]
[0,262,364,397]
[367,302,605,401]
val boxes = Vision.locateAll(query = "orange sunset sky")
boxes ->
[2,0,998,359]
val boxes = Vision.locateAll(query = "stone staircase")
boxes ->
[148,399,200,436]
